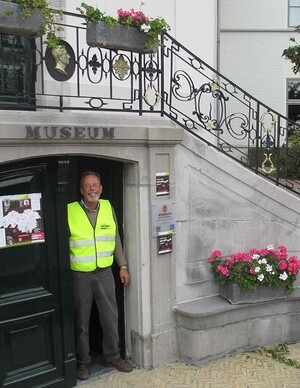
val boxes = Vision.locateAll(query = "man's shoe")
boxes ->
[77,363,89,380]
[103,357,133,373]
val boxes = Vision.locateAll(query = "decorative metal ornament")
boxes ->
[260,153,277,175]
[113,55,130,80]
[45,41,76,82]
[143,84,161,109]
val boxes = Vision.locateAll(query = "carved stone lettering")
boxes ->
[25,126,115,140]
[26,126,41,138]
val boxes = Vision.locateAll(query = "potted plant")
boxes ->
[282,26,300,74]
[0,0,63,48]
[77,2,170,53]
[207,244,300,304]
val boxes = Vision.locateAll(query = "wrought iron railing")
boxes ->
[161,32,300,197]
[0,11,299,196]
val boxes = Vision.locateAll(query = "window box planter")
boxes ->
[86,21,157,53]
[220,283,287,305]
[0,1,44,37]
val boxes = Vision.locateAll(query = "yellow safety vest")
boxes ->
[68,199,116,272]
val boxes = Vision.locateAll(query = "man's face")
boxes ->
[58,45,70,65]
[80,175,102,204]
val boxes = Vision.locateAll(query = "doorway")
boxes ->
[0,155,126,387]
[66,156,126,359]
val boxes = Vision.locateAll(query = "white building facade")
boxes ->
[1,2,300,387]
[219,0,300,123]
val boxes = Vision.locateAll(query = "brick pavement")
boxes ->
[78,342,300,387]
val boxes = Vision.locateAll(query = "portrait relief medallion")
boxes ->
[45,40,75,81]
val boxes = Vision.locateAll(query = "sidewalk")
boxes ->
[78,342,300,387]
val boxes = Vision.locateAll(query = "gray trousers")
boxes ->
[72,267,120,364]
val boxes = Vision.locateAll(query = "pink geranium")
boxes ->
[279,260,288,270]
[207,244,300,295]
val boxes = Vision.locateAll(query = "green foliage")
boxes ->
[282,26,300,74]
[255,344,300,369]
[143,16,169,50]
[76,3,117,26]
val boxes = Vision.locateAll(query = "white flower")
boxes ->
[279,272,288,281]
[252,254,260,260]
[254,267,261,273]
[271,271,275,275]
[266,264,273,272]
[141,23,151,33]
[257,274,265,282]
[258,258,267,265]
[267,244,274,250]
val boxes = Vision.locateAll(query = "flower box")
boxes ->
[208,244,300,298]
[0,1,44,37]
[86,21,157,53]
[220,283,287,305]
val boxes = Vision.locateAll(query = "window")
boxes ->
[289,0,300,27]
[287,79,300,133]
[0,34,35,109]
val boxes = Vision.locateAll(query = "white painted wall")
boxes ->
[220,0,296,117]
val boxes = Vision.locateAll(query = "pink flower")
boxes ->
[279,260,288,270]
[289,256,299,263]
[273,251,281,259]
[260,248,269,256]
[288,262,298,275]
[211,250,222,258]
[217,265,230,277]
[249,248,260,255]
[231,252,246,261]
[249,268,257,275]
[278,245,287,253]
[207,258,213,263]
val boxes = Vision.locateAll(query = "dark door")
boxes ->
[0,158,76,388]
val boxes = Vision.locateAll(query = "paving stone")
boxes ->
[78,342,300,387]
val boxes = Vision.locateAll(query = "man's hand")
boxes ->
[119,267,130,286]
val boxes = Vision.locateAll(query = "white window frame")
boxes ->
[289,0,300,27]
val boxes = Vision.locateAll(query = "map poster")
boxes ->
[0,193,45,249]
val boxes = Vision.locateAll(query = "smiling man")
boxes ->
[68,171,132,380]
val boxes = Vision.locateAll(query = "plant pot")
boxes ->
[86,21,157,53]
[0,1,44,37]
[220,283,287,305]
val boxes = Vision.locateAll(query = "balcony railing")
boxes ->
[0,10,299,196]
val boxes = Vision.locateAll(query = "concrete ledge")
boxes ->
[174,291,300,365]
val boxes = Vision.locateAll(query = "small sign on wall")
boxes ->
[152,199,176,237]
[156,172,170,196]
[158,231,172,254]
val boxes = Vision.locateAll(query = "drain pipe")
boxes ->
[216,0,221,148]
[216,0,220,73]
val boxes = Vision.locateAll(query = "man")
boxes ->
[68,171,133,380]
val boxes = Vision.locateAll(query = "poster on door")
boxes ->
[0,193,45,249]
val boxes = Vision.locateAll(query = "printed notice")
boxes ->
[156,172,170,196]
[158,231,172,254]
[152,199,176,237]
[0,193,45,248]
